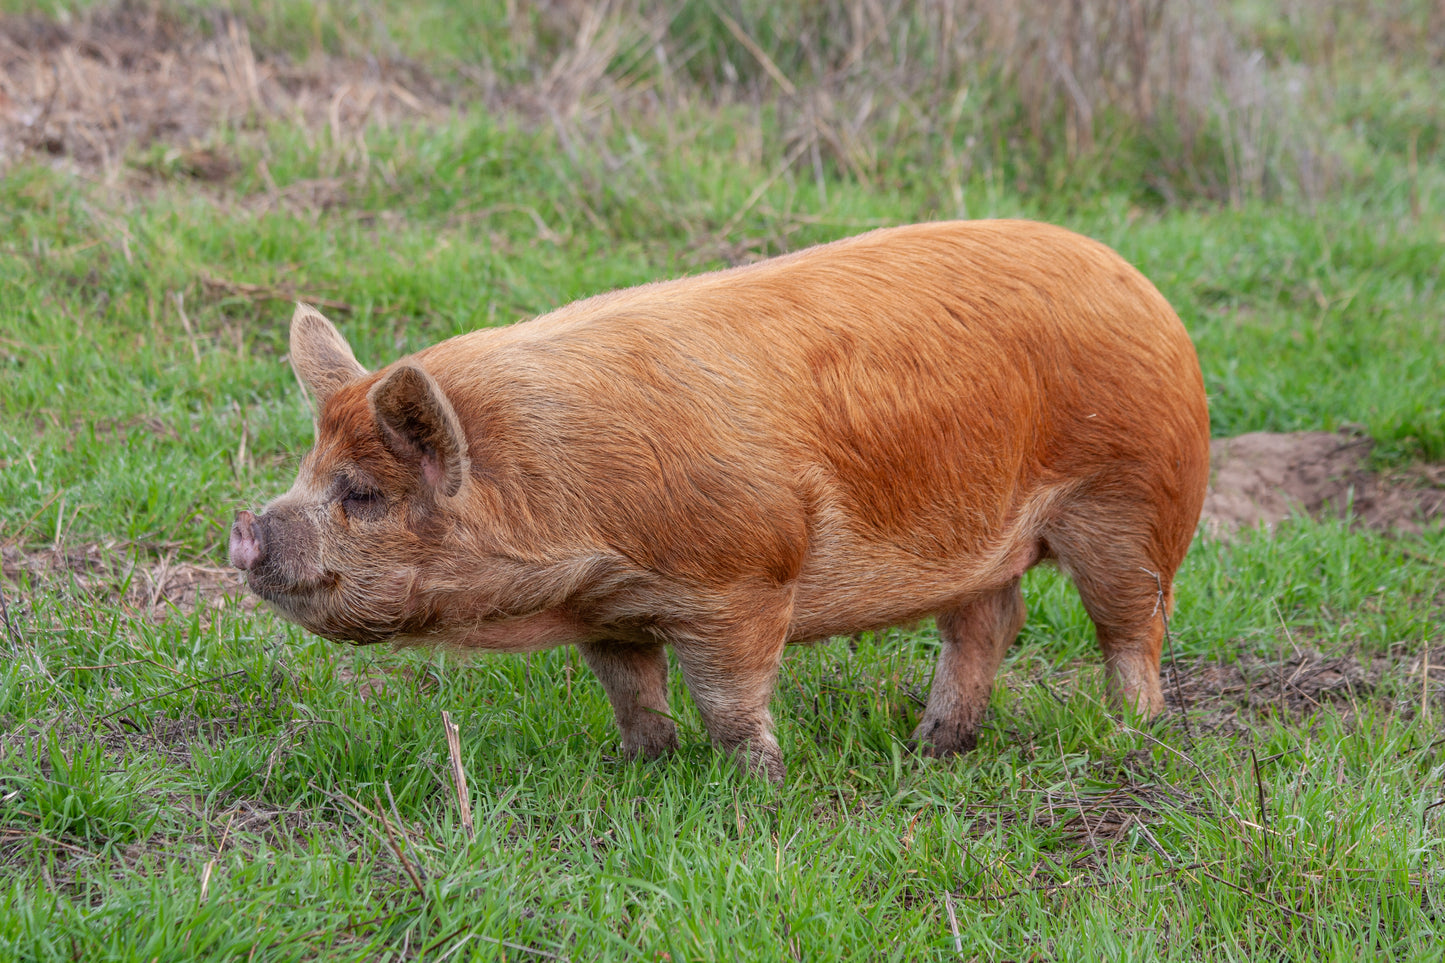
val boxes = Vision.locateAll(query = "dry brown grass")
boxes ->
[0,5,453,180]
[0,541,247,623]
[509,0,1341,204]
[0,0,1389,205]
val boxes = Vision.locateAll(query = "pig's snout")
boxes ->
[228,502,399,642]
[229,506,325,606]
[230,510,263,571]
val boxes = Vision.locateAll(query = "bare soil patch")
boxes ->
[0,4,453,177]
[1165,648,1382,728]
[1201,430,1445,534]
[967,777,1211,860]
[0,541,247,621]
[1162,643,1445,734]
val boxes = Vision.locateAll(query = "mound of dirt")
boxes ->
[1201,430,1445,534]
[0,5,452,175]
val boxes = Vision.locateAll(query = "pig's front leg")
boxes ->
[672,610,790,784]
[911,579,1027,756]
[579,640,679,760]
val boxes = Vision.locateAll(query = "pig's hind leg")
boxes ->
[1045,502,1180,718]
[580,641,680,760]
[912,578,1026,756]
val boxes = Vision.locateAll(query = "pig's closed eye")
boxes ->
[340,487,384,518]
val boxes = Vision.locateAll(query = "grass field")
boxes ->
[1,1,1443,960]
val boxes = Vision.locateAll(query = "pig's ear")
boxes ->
[289,303,367,408]
[368,365,471,497]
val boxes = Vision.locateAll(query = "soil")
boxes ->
[0,4,453,176]
[1201,430,1445,535]
[1164,647,1384,735]
[0,541,247,622]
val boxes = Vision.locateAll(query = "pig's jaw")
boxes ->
[259,588,586,653]
[238,555,335,619]
[248,563,424,646]
[245,575,354,641]
[289,570,593,653]
[260,592,410,646]
[437,605,591,653]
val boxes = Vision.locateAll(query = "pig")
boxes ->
[230,219,1210,782]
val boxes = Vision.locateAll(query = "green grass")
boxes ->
[2,536,1442,960]
[2,1,1444,959]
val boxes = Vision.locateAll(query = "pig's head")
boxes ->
[230,304,473,643]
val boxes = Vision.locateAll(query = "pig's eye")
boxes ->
[340,487,384,519]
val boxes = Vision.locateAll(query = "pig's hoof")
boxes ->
[747,752,786,785]
[728,737,785,784]
[620,722,680,761]
[909,721,979,758]
[623,736,679,761]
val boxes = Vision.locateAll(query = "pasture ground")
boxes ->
[1,2,1443,960]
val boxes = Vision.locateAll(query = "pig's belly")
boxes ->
[784,492,1053,644]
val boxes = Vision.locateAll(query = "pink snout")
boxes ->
[230,510,262,571]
